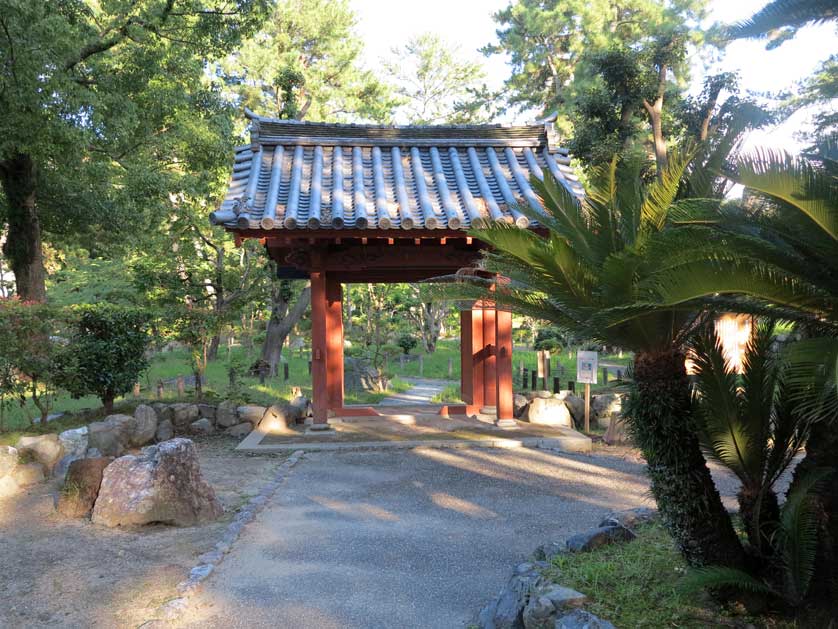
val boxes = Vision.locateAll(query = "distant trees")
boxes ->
[0,0,267,302]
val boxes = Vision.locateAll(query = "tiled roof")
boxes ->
[210,110,583,231]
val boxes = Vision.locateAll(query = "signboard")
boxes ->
[576,351,598,384]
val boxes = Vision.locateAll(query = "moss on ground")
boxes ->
[543,522,796,629]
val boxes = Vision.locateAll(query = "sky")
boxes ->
[352,0,837,153]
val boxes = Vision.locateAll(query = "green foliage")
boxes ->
[55,304,150,412]
[396,334,418,355]
[220,0,396,123]
[533,327,565,352]
[725,0,837,47]
[0,299,61,426]
[383,33,487,124]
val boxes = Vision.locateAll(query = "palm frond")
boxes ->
[679,566,775,595]
[726,0,838,41]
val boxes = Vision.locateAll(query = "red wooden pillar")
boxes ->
[495,307,514,423]
[310,268,328,424]
[325,277,344,411]
[460,307,485,408]
[481,303,497,410]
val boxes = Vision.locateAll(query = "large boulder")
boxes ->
[289,396,312,420]
[0,445,18,478]
[11,462,45,486]
[189,418,214,435]
[566,525,635,553]
[237,405,267,425]
[345,357,386,392]
[0,446,20,498]
[591,393,624,429]
[259,403,300,433]
[92,438,223,527]
[555,391,584,425]
[215,400,239,428]
[16,434,65,475]
[57,457,112,518]
[169,403,200,430]
[555,610,616,629]
[132,405,159,446]
[58,426,89,459]
[155,419,174,442]
[524,398,573,427]
[513,394,529,418]
[197,404,217,421]
[88,414,136,457]
[225,422,253,438]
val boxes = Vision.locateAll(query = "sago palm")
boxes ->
[461,155,746,570]
[689,319,811,556]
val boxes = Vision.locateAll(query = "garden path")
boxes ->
[378,377,452,406]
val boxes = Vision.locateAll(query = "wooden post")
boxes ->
[460,308,485,408]
[448,356,453,378]
[584,383,591,433]
[495,307,514,424]
[552,376,560,393]
[601,367,608,386]
[569,380,575,394]
[522,367,529,390]
[310,267,328,424]
[530,370,537,391]
[156,381,164,399]
[324,277,344,411]
[419,355,424,377]
[133,382,141,398]
[400,354,405,370]
[545,350,551,379]
[283,362,289,381]
[518,360,524,387]
[482,305,497,407]
[176,376,185,397]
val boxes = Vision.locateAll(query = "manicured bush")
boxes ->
[397,333,419,355]
[55,304,150,413]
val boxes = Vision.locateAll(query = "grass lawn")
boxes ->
[543,522,794,629]
[1,336,630,439]
[391,338,631,390]
[1,343,409,439]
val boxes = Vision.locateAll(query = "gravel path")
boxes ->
[378,377,453,406]
[178,447,741,629]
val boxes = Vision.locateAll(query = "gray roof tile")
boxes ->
[211,111,584,231]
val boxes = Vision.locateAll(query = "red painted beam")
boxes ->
[310,268,328,424]
[495,308,514,421]
[325,277,344,411]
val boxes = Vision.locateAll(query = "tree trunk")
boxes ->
[792,418,838,608]
[207,334,221,361]
[102,393,115,415]
[0,154,47,302]
[737,484,780,557]
[260,282,311,376]
[626,348,746,569]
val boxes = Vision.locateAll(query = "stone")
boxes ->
[535,390,553,399]
[215,401,239,428]
[12,462,45,486]
[225,422,253,438]
[603,414,629,445]
[197,404,217,421]
[566,525,635,553]
[492,569,549,629]
[289,395,312,420]
[513,394,529,418]
[86,448,103,458]
[132,405,159,446]
[88,415,135,457]
[58,426,89,459]
[16,434,65,475]
[169,403,200,429]
[591,393,624,429]
[0,475,20,498]
[541,586,587,609]
[259,403,300,432]
[531,542,566,562]
[57,457,112,518]
[189,418,214,435]
[156,419,174,442]
[555,392,584,425]
[522,595,556,629]
[525,398,573,427]
[554,610,616,629]
[0,445,18,478]
[237,405,267,425]
[345,356,386,392]
[92,438,223,527]
[599,507,657,530]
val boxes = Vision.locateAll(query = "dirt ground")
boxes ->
[0,435,287,629]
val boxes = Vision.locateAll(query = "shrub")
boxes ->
[55,304,150,413]
[397,333,418,355]
[0,299,61,427]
